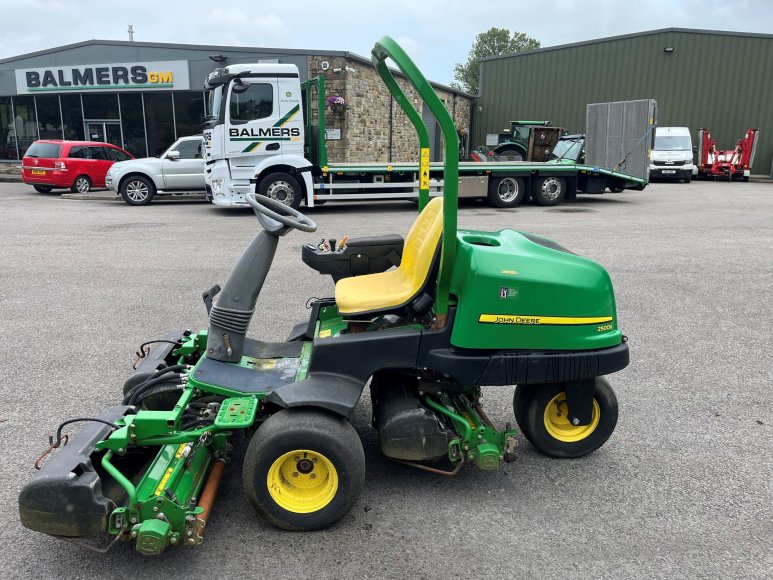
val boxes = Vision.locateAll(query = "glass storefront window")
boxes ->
[60,94,84,140]
[119,93,147,158]
[144,92,175,156]
[174,92,204,139]
[12,96,38,157]
[0,97,15,160]
[82,93,119,119]
[36,95,63,139]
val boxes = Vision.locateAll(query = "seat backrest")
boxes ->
[400,197,444,287]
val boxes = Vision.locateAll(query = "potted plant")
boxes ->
[326,95,348,116]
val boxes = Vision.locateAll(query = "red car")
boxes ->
[22,140,134,193]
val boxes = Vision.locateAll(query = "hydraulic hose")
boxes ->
[127,376,182,407]
[134,383,184,407]
[122,364,188,405]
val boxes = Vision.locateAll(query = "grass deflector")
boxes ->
[19,37,629,555]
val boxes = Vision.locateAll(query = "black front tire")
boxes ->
[531,176,565,206]
[120,175,156,206]
[522,378,618,458]
[257,172,303,210]
[243,408,365,531]
[33,185,54,193]
[71,175,91,193]
[488,176,525,208]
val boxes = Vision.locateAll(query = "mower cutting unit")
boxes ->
[19,37,629,556]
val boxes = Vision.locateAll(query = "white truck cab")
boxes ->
[202,63,312,208]
[649,127,696,183]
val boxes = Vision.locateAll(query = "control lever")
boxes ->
[202,284,222,315]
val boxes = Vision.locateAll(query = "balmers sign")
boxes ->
[15,60,190,94]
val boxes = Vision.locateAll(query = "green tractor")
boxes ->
[493,120,565,161]
[19,37,628,556]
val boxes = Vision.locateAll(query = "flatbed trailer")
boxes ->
[314,160,645,207]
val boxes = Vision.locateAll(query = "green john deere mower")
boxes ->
[19,37,628,556]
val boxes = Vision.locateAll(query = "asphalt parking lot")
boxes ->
[0,180,770,579]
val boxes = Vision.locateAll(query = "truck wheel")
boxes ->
[608,182,626,193]
[488,176,525,208]
[120,176,156,205]
[70,175,91,193]
[531,176,565,206]
[33,185,54,193]
[258,172,303,210]
[243,408,365,531]
[683,176,692,184]
[522,378,618,458]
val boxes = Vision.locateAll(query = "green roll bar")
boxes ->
[371,36,459,317]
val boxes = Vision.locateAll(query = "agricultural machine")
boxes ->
[18,37,629,556]
[697,128,759,181]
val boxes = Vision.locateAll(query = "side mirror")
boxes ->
[167,150,181,160]
[232,79,249,94]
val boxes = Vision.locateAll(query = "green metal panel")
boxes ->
[449,228,620,351]
[476,30,773,174]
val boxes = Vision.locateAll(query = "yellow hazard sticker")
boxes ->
[155,467,175,496]
[319,329,332,338]
[420,148,430,190]
[478,314,613,326]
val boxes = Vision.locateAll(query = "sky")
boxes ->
[1,0,772,86]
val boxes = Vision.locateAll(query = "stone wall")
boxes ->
[307,55,472,164]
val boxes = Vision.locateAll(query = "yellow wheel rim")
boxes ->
[543,393,600,443]
[267,450,338,513]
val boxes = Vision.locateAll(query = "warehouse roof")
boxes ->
[479,27,773,62]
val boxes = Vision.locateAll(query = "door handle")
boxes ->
[265,142,280,151]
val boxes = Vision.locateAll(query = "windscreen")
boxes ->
[654,135,691,151]
[205,87,223,120]
[24,142,62,158]
[550,139,583,161]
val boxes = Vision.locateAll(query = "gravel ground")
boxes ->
[0,181,770,579]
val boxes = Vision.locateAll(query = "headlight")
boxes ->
[211,178,224,195]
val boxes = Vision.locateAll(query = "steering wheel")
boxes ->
[246,193,317,235]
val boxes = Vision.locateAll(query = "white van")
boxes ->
[649,127,695,183]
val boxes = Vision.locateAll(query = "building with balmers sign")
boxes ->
[0,39,472,163]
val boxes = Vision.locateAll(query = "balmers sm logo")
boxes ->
[16,61,191,93]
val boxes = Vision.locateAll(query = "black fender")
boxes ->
[265,373,365,419]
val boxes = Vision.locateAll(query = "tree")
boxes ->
[452,28,541,94]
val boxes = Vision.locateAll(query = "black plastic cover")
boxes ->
[19,406,133,538]
[301,234,404,283]
[371,373,452,461]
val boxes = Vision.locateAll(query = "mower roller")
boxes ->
[19,37,629,555]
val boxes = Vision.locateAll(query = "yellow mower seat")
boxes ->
[335,197,444,316]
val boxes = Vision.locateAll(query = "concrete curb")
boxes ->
[61,192,121,201]
[0,175,21,183]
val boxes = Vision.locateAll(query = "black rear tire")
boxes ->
[258,172,303,210]
[493,146,524,161]
[33,185,54,193]
[531,176,565,206]
[120,175,156,206]
[71,175,91,193]
[512,385,535,444]
[522,378,618,458]
[487,176,525,208]
[243,408,365,531]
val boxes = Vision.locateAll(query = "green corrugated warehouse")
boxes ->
[474,28,773,175]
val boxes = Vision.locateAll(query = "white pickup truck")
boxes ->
[106,136,207,205]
